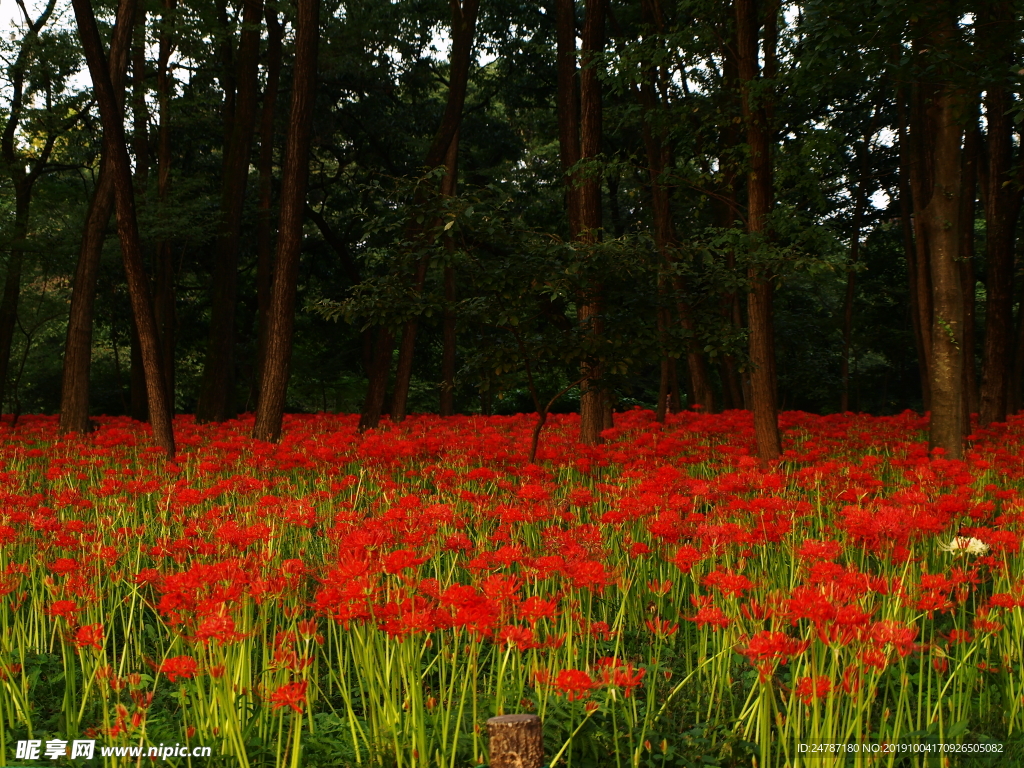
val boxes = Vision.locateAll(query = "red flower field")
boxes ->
[0,408,1022,767]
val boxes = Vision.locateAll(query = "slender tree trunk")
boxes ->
[576,0,606,444]
[252,4,283,408]
[897,89,932,410]
[387,0,479,424]
[735,0,781,460]
[638,0,713,413]
[840,111,879,413]
[153,0,177,409]
[252,0,318,442]
[72,0,175,456]
[979,4,1023,422]
[59,0,135,434]
[197,0,264,422]
[439,134,459,417]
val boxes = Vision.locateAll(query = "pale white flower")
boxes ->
[938,537,989,556]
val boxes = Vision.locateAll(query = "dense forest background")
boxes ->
[0,0,1020,457]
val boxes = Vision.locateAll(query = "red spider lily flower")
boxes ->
[554,669,598,701]
[596,658,646,697]
[46,600,79,621]
[702,569,753,598]
[160,655,198,683]
[794,675,832,705]
[647,579,672,595]
[673,545,704,574]
[496,624,537,652]
[738,631,810,682]
[687,605,731,630]
[795,539,843,562]
[645,617,679,638]
[383,549,427,574]
[868,621,918,657]
[518,596,557,624]
[74,623,104,651]
[946,629,972,645]
[193,614,241,645]
[268,680,308,713]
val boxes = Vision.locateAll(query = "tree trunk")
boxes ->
[908,9,964,458]
[0,184,29,411]
[735,0,781,460]
[959,122,979,424]
[638,0,713,414]
[252,0,318,442]
[386,0,479,425]
[979,2,1023,423]
[59,0,135,434]
[153,0,177,409]
[197,0,264,423]
[252,4,284,409]
[439,134,459,417]
[72,0,175,457]
[840,109,880,413]
[897,89,932,411]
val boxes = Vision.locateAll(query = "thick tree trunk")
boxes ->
[73,0,175,456]
[252,4,283,408]
[908,9,964,458]
[252,0,318,442]
[923,94,963,456]
[575,0,606,445]
[197,0,264,423]
[735,0,781,460]
[59,0,135,434]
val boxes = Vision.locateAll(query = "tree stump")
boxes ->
[487,714,544,768]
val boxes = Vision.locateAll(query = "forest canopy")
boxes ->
[0,0,1020,459]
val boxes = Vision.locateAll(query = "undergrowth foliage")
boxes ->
[0,409,1022,767]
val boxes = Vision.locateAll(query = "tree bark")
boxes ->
[735,0,781,460]
[959,122,979,424]
[197,0,264,422]
[252,0,319,442]
[908,8,964,458]
[59,0,135,434]
[72,0,175,456]
[252,4,284,408]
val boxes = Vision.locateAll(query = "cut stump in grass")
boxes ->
[487,714,544,768]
